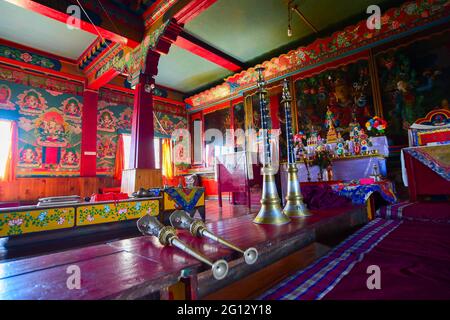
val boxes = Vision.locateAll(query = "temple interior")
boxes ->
[0,0,449,301]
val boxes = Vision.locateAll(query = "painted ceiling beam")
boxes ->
[173,0,219,24]
[174,29,244,72]
[4,0,142,48]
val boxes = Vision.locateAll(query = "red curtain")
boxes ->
[114,134,124,181]
[3,121,17,182]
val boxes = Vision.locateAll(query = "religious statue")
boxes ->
[325,106,338,144]
[358,129,372,154]
[349,111,361,141]
[335,132,346,157]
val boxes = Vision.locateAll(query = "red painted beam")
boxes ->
[174,30,244,72]
[0,56,85,82]
[4,0,140,48]
[87,67,121,90]
[173,0,219,24]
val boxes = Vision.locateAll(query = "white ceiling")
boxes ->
[0,0,98,60]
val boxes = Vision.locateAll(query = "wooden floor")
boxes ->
[0,204,367,300]
[204,199,256,222]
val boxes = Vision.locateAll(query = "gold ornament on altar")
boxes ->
[325,106,338,144]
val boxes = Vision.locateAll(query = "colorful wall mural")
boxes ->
[376,30,450,144]
[96,89,188,176]
[96,89,133,176]
[0,78,83,177]
[186,0,450,110]
[295,59,374,139]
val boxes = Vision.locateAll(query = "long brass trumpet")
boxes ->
[169,210,258,265]
[137,215,229,280]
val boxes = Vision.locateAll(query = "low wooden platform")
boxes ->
[0,205,367,300]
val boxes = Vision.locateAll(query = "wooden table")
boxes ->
[0,205,366,300]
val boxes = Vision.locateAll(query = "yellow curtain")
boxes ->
[3,121,17,182]
[113,134,124,181]
[162,138,173,179]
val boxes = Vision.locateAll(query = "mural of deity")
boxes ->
[35,110,67,147]
[295,60,374,139]
[62,97,82,121]
[97,135,116,159]
[173,129,191,165]
[17,89,48,115]
[97,110,117,132]
[18,145,40,167]
[377,32,450,144]
[0,84,15,110]
[118,108,133,131]
[60,148,80,168]
[333,78,355,129]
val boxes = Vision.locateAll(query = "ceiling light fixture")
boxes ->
[287,0,293,37]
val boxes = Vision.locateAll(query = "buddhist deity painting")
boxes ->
[60,148,80,169]
[376,31,450,144]
[0,80,83,177]
[17,89,48,115]
[35,109,68,148]
[96,99,131,176]
[97,134,117,159]
[97,109,117,132]
[118,108,133,132]
[154,112,188,138]
[18,144,41,168]
[204,107,231,166]
[204,107,231,141]
[62,97,82,122]
[0,84,15,110]
[173,129,191,166]
[295,59,373,139]
[233,103,245,151]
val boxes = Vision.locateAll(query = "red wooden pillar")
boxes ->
[80,89,98,177]
[121,22,182,195]
[129,73,156,169]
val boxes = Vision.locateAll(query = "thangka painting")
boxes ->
[96,89,188,176]
[96,98,133,176]
[294,59,374,139]
[376,30,450,145]
[204,107,231,166]
[154,112,187,138]
[233,102,245,151]
[0,80,83,177]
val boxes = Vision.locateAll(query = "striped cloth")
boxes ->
[375,201,414,220]
[260,218,402,300]
[376,201,450,224]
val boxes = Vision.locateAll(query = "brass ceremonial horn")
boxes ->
[170,210,258,265]
[253,66,290,225]
[281,79,310,218]
[137,215,229,280]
